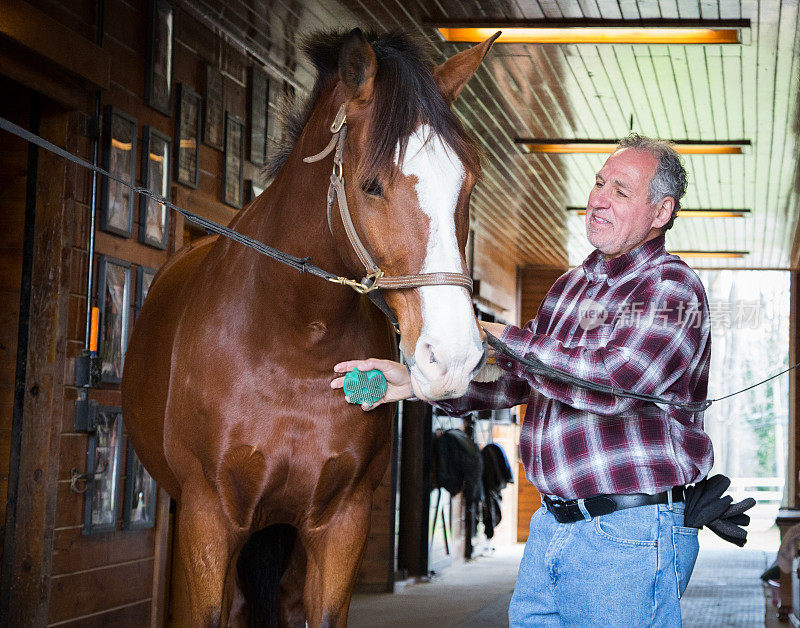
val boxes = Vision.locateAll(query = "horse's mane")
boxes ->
[265,30,481,182]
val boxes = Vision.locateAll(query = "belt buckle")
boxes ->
[547,498,576,523]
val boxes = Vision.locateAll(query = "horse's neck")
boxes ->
[223,92,356,322]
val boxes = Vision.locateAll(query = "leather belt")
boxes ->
[542,487,685,524]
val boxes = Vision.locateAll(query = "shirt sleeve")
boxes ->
[431,369,530,418]
[496,279,708,417]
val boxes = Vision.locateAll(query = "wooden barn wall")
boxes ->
[472,229,518,323]
[516,264,567,542]
[37,0,173,624]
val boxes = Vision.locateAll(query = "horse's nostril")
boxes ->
[416,340,446,380]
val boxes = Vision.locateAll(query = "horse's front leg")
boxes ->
[301,488,373,628]
[177,482,239,627]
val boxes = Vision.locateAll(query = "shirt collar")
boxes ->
[582,235,666,283]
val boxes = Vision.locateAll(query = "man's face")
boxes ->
[585,148,672,259]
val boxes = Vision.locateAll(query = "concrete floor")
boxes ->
[349,529,775,627]
[349,545,522,627]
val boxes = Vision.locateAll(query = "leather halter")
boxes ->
[303,104,475,304]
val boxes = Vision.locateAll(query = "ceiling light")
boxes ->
[567,207,750,218]
[517,139,749,154]
[668,251,748,259]
[431,20,748,45]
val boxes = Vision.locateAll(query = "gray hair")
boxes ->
[616,133,688,231]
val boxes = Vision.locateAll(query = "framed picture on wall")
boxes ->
[83,408,124,535]
[139,126,171,249]
[123,442,157,530]
[204,64,224,150]
[97,256,131,383]
[145,0,174,115]
[136,266,158,317]
[175,84,201,188]
[100,107,137,238]
[223,113,244,208]
[248,66,269,165]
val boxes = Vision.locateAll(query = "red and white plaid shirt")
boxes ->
[437,235,714,499]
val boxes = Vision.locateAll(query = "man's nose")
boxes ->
[589,187,609,208]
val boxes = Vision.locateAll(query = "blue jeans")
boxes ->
[509,501,699,627]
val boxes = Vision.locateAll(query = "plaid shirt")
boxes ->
[437,235,713,499]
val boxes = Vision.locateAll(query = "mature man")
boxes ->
[332,134,713,626]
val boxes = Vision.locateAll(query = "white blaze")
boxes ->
[397,124,483,398]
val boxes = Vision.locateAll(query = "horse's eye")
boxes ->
[362,180,384,197]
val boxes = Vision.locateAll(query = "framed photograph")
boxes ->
[136,266,158,317]
[123,442,157,530]
[139,126,171,249]
[97,256,131,383]
[204,64,224,150]
[223,113,244,208]
[145,0,174,115]
[248,66,269,165]
[175,84,201,188]
[83,408,124,535]
[100,107,137,238]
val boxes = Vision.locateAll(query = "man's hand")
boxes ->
[331,358,413,411]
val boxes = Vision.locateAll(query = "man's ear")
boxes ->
[339,28,377,104]
[653,197,675,230]
[433,31,501,105]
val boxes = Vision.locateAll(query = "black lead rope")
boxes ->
[0,116,340,284]
[484,331,800,413]
[3,115,799,411]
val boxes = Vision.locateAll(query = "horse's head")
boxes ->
[330,29,499,401]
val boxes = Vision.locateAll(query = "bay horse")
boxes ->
[121,28,497,627]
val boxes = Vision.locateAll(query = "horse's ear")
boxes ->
[338,28,377,104]
[434,31,501,105]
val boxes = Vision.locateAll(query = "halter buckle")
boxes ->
[330,104,347,133]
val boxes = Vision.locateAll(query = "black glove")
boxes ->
[706,496,756,547]
[683,474,756,547]
[684,475,732,528]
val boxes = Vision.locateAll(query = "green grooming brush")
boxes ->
[343,368,388,406]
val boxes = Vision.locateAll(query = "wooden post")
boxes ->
[788,271,799,510]
[0,107,72,626]
[150,490,173,628]
[775,273,800,622]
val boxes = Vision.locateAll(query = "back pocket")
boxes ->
[672,525,699,598]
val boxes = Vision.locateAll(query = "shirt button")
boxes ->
[506,361,513,368]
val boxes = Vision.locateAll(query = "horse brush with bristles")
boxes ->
[343,368,388,405]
